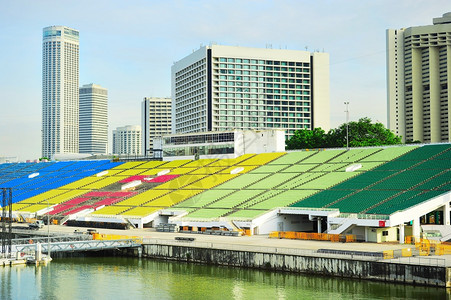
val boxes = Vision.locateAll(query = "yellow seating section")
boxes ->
[120,206,163,217]
[59,177,102,190]
[135,161,167,169]
[182,174,238,190]
[168,168,197,175]
[116,169,149,176]
[139,168,173,176]
[82,176,127,190]
[93,169,123,176]
[10,203,30,211]
[182,158,218,168]
[190,167,227,175]
[208,154,254,167]
[153,175,206,190]
[115,189,172,206]
[160,160,191,168]
[237,152,286,166]
[46,190,89,205]
[219,165,259,174]
[18,189,67,204]
[111,161,146,169]
[17,204,49,213]
[91,206,133,215]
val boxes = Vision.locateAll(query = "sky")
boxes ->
[0,0,450,161]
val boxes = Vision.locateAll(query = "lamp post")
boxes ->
[47,199,50,259]
[344,102,350,150]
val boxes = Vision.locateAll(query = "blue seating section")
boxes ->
[0,160,123,203]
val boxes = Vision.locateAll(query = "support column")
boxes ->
[443,202,450,225]
[448,45,451,142]
[412,217,421,241]
[399,224,405,244]
[317,218,322,233]
[429,47,441,143]
[412,48,424,142]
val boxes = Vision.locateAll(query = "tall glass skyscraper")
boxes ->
[42,26,79,158]
[79,84,108,154]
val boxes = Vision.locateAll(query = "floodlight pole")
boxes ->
[344,102,350,150]
[47,199,50,259]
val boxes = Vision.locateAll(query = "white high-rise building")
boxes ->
[79,84,108,154]
[112,125,142,155]
[387,13,451,143]
[171,45,330,138]
[141,97,172,156]
[42,26,80,158]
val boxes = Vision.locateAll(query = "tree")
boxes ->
[285,117,402,150]
[326,117,402,148]
[286,127,326,150]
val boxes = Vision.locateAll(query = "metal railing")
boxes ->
[13,239,141,253]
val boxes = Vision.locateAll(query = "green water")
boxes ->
[0,257,446,299]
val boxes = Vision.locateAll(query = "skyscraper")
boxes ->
[112,125,142,155]
[79,84,108,154]
[387,13,451,143]
[141,97,172,156]
[171,45,330,138]
[42,26,80,157]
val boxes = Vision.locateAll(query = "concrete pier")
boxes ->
[142,241,450,287]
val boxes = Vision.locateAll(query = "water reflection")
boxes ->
[0,257,447,300]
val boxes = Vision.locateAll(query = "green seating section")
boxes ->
[367,190,446,215]
[301,150,345,164]
[329,148,380,163]
[297,172,357,190]
[291,190,354,208]
[415,171,450,190]
[208,190,264,208]
[330,171,397,190]
[246,173,300,189]
[185,208,232,219]
[175,190,235,208]
[290,144,450,216]
[249,190,318,210]
[267,151,315,165]
[214,174,269,189]
[360,146,417,162]
[368,169,438,190]
[329,190,400,213]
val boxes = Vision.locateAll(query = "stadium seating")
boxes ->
[266,151,315,165]
[3,144,449,224]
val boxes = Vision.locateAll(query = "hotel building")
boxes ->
[112,125,142,155]
[171,45,330,138]
[141,97,172,156]
[387,12,451,143]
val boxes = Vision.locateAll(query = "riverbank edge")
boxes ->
[135,243,451,288]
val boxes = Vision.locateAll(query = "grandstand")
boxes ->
[0,144,449,243]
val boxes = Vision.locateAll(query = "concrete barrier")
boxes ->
[142,243,450,287]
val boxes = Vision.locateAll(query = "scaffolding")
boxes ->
[1,188,12,256]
